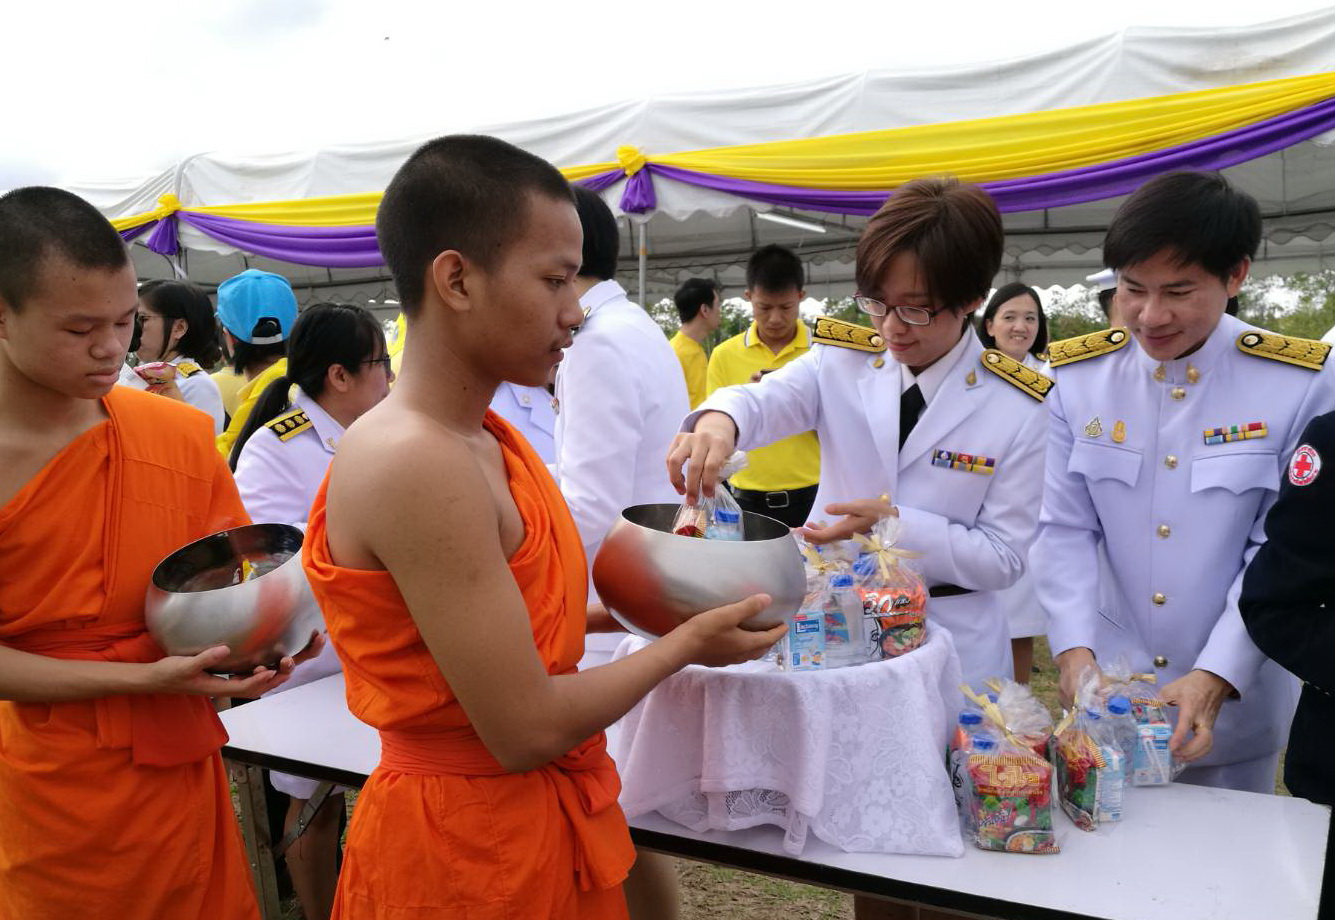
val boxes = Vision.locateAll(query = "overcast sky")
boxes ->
[3,0,1333,191]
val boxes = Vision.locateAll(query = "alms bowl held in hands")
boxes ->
[145,523,324,674]
[593,503,806,638]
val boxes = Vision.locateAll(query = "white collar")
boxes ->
[898,330,975,404]
[294,388,346,455]
[579,279,629,318]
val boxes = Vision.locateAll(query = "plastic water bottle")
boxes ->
[707,506,744,541]
[948,711,985,812]
[1085,709,1124,823]
[1105,695,1139,768]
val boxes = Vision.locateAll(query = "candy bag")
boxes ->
[982,678,1055,762]
[853,516,927,660]
[1054,669,1125,830]
[673,452,747,540]
[959,688,1059,854]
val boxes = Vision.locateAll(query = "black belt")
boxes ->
[929,584,973,598]
[729,483,818,510]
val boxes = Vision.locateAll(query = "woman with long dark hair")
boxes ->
[123,280,226,431]
[977,282,1049,683]
[231,302,392,920]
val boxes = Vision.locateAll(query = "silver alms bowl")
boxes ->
[145,523,323,674]
[592,503,806,639]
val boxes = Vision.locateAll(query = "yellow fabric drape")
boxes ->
[108,70,1335,229]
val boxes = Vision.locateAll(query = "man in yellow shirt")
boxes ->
[669,278,720,408]
[705,245,819,527]
[212,269,298,461]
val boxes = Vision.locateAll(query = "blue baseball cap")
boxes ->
[216,269,298,344]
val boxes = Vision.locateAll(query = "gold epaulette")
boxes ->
[175,361,202,377]
[1236,331,1330,371]
[980,350,1054,402]
[812,315,886,353]
[265,409,312,442]
[1046,328,1130,367]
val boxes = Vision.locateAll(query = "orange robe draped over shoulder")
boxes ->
[303,412,634,920]
[0,388,258,920]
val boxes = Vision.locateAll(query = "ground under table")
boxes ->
[220,673,1331,920]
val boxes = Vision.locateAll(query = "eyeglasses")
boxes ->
[853,295,947,327]
[362,356,393,371]
[136,313,161,324]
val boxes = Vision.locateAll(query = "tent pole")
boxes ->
[637,222,647,307]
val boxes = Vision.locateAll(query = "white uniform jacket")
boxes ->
[116,355,225,434]
[1034,315,1335,765]
[233,388,342,526]
[490,382,557,465]
[231,386,344,786]
[556,279,691,568]
[689,329,1049,685]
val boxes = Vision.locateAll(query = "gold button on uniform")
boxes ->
[1152,592,1166,606]
[1153,655,1169,669]
[1157,524,1171,538]
[1164,455,1179,469]
[1171,387,1186,400]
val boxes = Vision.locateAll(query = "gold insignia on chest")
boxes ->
[1186,364,1201,384]
[1153,364,1166,382]
[965,370,977,386]
[1112,420,1126,444]
[1085,416,1104,438]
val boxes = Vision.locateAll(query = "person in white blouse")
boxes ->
[231,302,392,920]
[118,280,226,432]
[976,281,1051,684]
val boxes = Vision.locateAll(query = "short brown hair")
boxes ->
[855,177,1003,310]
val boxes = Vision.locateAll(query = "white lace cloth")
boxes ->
[609,624,965,857]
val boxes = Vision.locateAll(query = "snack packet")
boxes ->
[982,678,1055,762]
[1054,670,1125,830]
[853,516,927,660]
[672,452,747,540]
[959,687,1059,854]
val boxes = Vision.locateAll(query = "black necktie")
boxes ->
[899,383,925,449]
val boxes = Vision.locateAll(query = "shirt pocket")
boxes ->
[1067,439,1143,487]
[1190,448,1279,496]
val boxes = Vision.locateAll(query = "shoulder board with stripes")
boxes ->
[175,361,203,377]
[1046,328,1130,367]
[812,316,886,353]
[1236,331,1330,371]
[980,349,1053,401]
[265,409,312,442]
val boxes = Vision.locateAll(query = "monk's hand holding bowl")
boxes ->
[671,593,786,668]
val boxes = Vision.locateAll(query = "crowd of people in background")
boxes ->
[4,140,1335,920]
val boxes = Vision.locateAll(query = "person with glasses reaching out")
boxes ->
[118,280,226,432]
[230,301,393,920]
[669,177,1051,697]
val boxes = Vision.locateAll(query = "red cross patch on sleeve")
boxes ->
[1289,444,1321,486]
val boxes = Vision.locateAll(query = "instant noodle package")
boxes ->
[853,516,927,661]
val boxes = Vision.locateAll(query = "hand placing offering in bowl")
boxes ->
[799,495,897,545]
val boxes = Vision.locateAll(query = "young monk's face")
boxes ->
[472,193,585,388]
[0,256,139,399]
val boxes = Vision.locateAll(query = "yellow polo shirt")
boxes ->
[216,358,289,459]
[669,330,708,409]
[706,321,820,492]
[210,366,247,418]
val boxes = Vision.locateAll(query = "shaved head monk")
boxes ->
[0,188,318,918]
[302,135,785,919]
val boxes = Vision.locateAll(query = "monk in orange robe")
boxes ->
[0,187,306,920]
[303,135,784,920]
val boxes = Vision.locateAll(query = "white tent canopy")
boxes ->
[79,8,1335,309]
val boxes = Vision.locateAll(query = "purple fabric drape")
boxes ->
[175,213,384,267]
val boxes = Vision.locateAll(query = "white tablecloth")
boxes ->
[609,624,966,858]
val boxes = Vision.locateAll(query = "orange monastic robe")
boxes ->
[0,388,258,920]
[304,412,634,920]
